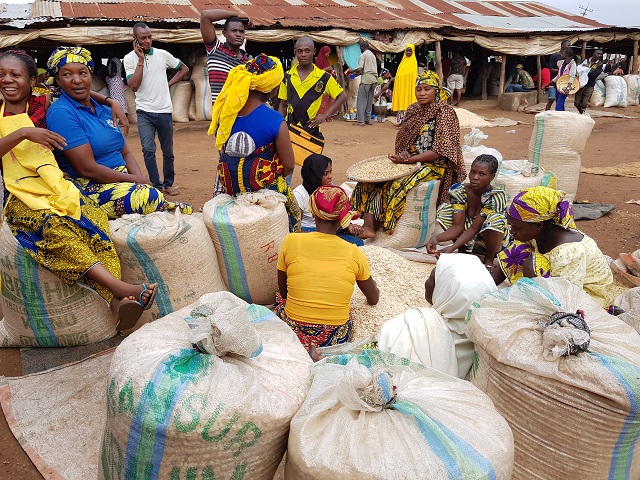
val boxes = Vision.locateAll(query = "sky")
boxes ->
[3,0,640,28]
[489,0,640,27]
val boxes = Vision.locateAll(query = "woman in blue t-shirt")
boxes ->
[208,54,300,232]
[45,47,191,219]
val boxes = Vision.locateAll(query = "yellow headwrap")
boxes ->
[508,186,576,229]
[416,70,452,102]
[47,46,94,75]
[208,54,284,150]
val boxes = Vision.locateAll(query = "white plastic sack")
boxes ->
[0,221,116,347]
[589,79,606,107]
[286,350,514,479]
[191,65,213,121]
[577,65,590,87]
[462,145,503,183]
[463,127,489,147]
[378,308,458,376]
[203,190,289,305]
[170,80,192,123]
[604,75,628,108]
[100,291,313,480]
[367,180,440,249]
[467,277,640,479]
[624,74,640,106]
[109,211,226,331]
[493,160,557,204]
[528,111,595,202]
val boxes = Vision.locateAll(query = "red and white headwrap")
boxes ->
[309,185,359,229]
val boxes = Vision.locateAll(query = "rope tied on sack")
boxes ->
[358,372,397,409]
[541,309,591,360]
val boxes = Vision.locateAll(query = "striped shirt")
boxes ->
[205,39,248,103]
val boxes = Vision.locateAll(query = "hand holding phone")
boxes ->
[133,37,144,58]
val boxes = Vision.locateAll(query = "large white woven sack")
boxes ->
[624,74,640,106]
[462,145,503,180]
[528,111,595,202]
[367,180,439,249]
[99,291,313,480]
[589,79,606,107]
[467,277,640,479]
[109,211,226,331]
[493,160,557,204]
[191,65,213,121]
[188,92,196,121]
[123,85,137,124]
[604,75,628,108]
[0,221,116,347]
[203,190,289,305]
[286,350,514,480]
[170,81,192,123]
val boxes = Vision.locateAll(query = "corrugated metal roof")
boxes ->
[0,0,614,32]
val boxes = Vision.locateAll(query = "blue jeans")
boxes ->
[555,93,567,111]
[137,110,175,189]
[506,84,531,93]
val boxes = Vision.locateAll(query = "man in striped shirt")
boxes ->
[200,9,250,104]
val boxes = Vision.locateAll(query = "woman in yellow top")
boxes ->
[275,185,379,351]
[494,186,614,309]
[0,49,156,332]
[391,44,418,125]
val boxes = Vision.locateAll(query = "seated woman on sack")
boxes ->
[293,153,364,245]
[208,54,301,232]
[0,49,156,331]
[275,185,379,351]
[427,154,509,270]
[494,186,614,310]
[45,46,191,219]
[351,71,466,239]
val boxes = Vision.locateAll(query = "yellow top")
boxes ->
[278,63,344,127]
[545,234,614,308]
[0,110,80,220]
[277,232,371,325]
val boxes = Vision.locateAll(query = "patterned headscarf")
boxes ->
[208,54,284,150]
[508,186,576,229]
[309,185,359,229]
[416,70,452,102]
[47,46,94,75]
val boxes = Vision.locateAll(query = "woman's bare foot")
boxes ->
[358,226,377,239]
[306,345,325,362]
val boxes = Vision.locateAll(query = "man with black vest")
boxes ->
[278,36,347,152]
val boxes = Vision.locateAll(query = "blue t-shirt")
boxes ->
[231,104,283,149]
[46,91,126,178]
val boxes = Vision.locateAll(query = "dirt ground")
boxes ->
[1,99,639,479]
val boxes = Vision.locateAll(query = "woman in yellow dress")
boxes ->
[495,186,614,310]
[391,44,418,125]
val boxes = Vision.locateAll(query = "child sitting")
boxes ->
[293,153,364,245]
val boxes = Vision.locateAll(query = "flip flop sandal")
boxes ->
[139,282,158,311]
[116,300,144,331]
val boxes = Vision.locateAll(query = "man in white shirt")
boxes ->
[124,22,189,195]
[353,41,378,126]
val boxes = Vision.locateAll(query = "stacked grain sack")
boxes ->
[191,55,213,121]
[350,246,434,340]
[467,277,640,479]
[203,190,289,305]
[123,85,137,124]
[286,350,514,479]
[109,211,226,331]
[624,74,640,106]
[0,221,116,347]
[492,160,556,204]
[604,75,628,108]
[528,111,595,203]
[170,80,192,123]
[91,75,109,97]
[589,79,606,107]
[100,291,312,480]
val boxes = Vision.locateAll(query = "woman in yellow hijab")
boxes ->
[209,54,300,232]
[391,44,418,125]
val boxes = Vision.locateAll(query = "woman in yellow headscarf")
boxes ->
[209,54,300,232]
[495,186,614,309]
[391,44,418,125]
